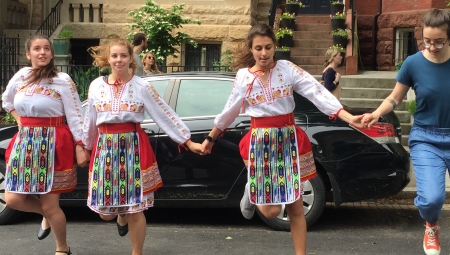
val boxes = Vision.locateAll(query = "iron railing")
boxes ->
[269,0,282,28]
[0,37,20,96]
[36,0,63,37]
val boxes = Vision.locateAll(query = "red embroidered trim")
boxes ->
[178,139,190,153]
[74,141,84,147]
[242,70,265,111]
[329,108,343,120]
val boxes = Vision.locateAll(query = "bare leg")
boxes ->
[285,198,307,255]
[256,204,282,219]
[5,191,44,215]
[39,193,70,255]
[128,212,146,255]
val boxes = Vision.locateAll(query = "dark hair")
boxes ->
[88,38,137,73]
[232,24,276,70]
[24,34,58,86]
[133,33,147,46]
[422,8,450,38]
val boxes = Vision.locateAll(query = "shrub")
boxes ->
[406,100,416,116]
[280,12,296,20]
[276,28,293,39]
[331,12,346,19]
[331,28,348,38]
[329,44,345,52]
[275,46,291,52]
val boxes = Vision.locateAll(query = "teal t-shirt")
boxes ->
[397,51,450,128]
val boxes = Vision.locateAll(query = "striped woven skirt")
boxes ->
[87,122,162,215]
[239,113,316,205]
[5,116,77,194]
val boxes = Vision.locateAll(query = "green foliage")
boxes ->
[212,49,234,72]
[128,0,201,62]
[331,12,346,19]
[330,0,344,5]
[276,28,293,39]
[280,12,296,20]
[395,60,403,70]
[275,46,291,52]
[58,24,74,39]
[329,44,345,52]
[2,112,16,125]
[286,0,305,7]
[331,28,348,38]
[406,100,416,115]
[71,66,103,101]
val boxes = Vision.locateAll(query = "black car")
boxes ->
[0,72,410,231]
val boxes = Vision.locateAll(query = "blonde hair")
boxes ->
[142,51,161,74]
[88,38,137,73]
[323,48,340,67]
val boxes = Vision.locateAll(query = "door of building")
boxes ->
[297,0,331,14]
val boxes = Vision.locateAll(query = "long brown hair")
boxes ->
[25,34,58,86]
[88,38,137,73]
[232,24,277,70]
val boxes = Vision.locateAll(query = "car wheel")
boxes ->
[0,159,21,225]
[257,174,326,231]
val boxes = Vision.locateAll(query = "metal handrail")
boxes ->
[35,0,63,37]
[269,0,282,28]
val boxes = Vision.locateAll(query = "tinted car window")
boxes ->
[293,93,319,113]
[144,80,170,119]
[175,79,233,117]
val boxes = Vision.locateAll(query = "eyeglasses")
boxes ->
[422,38,448,49]
[147,56,155,60]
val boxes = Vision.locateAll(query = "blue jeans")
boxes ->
[409,126,450,224]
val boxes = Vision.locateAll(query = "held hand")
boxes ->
[186,140,203,155]
[75,145,88,167]
[348,114,365,129]
[362,112,380,128]
[201,140,214,155]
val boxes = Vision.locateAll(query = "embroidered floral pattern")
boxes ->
[94,101,144,113]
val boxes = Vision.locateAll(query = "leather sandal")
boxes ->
[55,246,72,255]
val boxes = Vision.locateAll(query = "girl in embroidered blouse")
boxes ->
[321,47,343,99]
[201,24,364,255]
[83,38,202,255]
[1,34,86,255]
[142,51,162,75]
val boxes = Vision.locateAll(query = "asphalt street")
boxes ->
[1,204,449,255]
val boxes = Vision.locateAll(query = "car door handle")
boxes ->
[235,121,251,128]
[177,184,208,187]
[142,128,155,134]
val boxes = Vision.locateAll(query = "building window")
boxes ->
[183,44,221,71]
[395,28,418,66]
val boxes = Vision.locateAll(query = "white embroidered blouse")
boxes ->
[82,75,191,150]
[214,60,343,130]
[1,67,84,142]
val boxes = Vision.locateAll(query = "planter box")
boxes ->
[53,38,71,55]
[278,35,293,47]
[285,4,299,15]
[331,19,346,30]
[331,4,344,14]
[280,19,296,30]
[333,36,348,47]
[275,51,291,61]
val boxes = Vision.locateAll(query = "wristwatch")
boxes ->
[205,135,215,143]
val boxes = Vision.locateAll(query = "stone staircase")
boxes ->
[292,14,347,75]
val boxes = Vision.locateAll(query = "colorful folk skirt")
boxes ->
[87,122,163,215]
[239,113,317,205]
[5,116,77,194]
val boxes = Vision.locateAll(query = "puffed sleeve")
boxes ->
[139,80,191,145]
[1,67,29,112]
[288,61,342,117]
[213,70,246,131]
[57,72,84,143]
[82,78,100,150]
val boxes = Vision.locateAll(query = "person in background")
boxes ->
[321,47,342,99]
[1,34,86,255]
[142,51,162,75]
[362,8,450,255]
[201,24,364,255]
[132,33,147,76]
[84,38,203,255]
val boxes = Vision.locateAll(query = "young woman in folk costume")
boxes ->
[83,38,203,255]
[201,24,364,255]
[2,34,86,255]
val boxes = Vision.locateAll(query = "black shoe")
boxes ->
[37,225,51,240]
[116,222,129,237]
